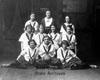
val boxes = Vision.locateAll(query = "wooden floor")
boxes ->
[0,65,100,80]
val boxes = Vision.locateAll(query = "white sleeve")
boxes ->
[34,21,39,31]
[49,45,56,57]
[38,46,46,58]
[69,50,76,57]
[32,34,40,46]
[72,24,75,34]
[18,33,25,42]
[57,48,61,59]
[60,25,64,33]
[24,20,30,30]
[71,35,76,43]
[20,49,27,55]
[35,48,39,59]
[56,33,61,43]
[16,49,27,60]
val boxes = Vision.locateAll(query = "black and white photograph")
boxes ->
[0,0,99,80]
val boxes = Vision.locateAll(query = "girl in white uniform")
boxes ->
[18,40,39,63]
[35,35,61,68]
[32,25,46,47]
[48,25,61,49]
[41,10,55,34]
[60,16,75,35]
[24,13,39,33]
[19,24,34,51]
[57,40,90,69]
[1,40,39,69]
[61,25,77,53]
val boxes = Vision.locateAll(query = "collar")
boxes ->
[61,47,69,52]
[45,17,52,21]
[42,42,52,48]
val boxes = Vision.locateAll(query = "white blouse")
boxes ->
[60,23,75,34]
[18,32,34,51]
[32,33,46,46]
[38,43,56,58]
[45,17,53,27]
[48,33,61,49]
[62,33,76,44]
[18,47,39,62]
[57,47,76,63]
[24,20,39,31]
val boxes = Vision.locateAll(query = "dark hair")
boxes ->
[45,10,51,13]
[25,24,32,30]
[30,12,35,17]
[28,39,37,46]
[43,35,51,41]
[65,16,71,23]
[61,40,69,47]
[49,24,57,33]
[39,24,44,29]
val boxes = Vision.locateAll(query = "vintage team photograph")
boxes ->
[0,0,99,80]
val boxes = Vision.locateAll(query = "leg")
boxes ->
[11,55,28,69]
[50,58,62,69]
[35,59,49,68]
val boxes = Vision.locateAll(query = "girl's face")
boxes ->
[46,11,51,18]
[26,26,32,33]
[39,25,44,33]
[51,25,55,32]
[65,16,70,23]
[30,14,35,21]
[29,41,36,49]
[66,27,72,34]
[44,37,50,45]
[62,44,67,50]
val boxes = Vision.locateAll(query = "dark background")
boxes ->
[0,0,99,64]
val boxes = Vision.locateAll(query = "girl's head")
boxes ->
[46,10,51,18]
[51,25,56,33]
[28,39,37,49]
[66,25,73,34]
[43,35,50,45]
[30,13,35,21]
[25,24,32,33]
[61,40,69,49]
[65,16,71,23]
[39,24,44,33]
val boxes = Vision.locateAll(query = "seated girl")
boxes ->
[35,35,61,69]
[19,24,34,51]
[57,40,90,70]
[48,25,61,49]
[60,16,75,35]
[1,39,39,69]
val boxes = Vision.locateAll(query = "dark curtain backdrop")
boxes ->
[0,0,31,39]
[0,0,62,39]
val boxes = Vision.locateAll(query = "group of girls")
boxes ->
[1,10,95,69]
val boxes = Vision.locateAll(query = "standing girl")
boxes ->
[41,10,55,34]
[60,16,75,35]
